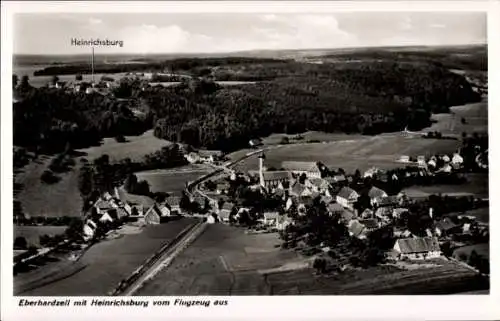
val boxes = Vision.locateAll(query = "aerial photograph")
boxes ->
[12,12,488,296]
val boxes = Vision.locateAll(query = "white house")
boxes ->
[144,205,162,225]
[262,211,280,226]
[393,237,441,260]
[336,187,359,211]
[452,153,464,166]
[368,186,388,206]
[399,155,410,163]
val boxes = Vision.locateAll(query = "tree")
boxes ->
[124,173,138,193]
[75,74,83,81]
[280,137,290,145]
[115,135,126,143]
[313,257,327,274]
[180,192,192,213]
[13,74,19,88]
[14,236,28,250]
[461,117,467,124]
[20,75,30,88]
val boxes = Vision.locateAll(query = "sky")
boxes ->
[14,12,486,55]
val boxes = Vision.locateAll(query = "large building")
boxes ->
[393,237,441,260]
[281,161,322,179]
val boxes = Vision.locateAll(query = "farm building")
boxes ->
[359,219,379,231]
[399,155,410,163]
[306,178,330,193]
[276,215,293,231]
[198,150,223,163]
[336,187,359,211]
[320,195,334,205]
[434,218,461,237]
[290,182,313,198]
[361,208,375,219]
[164,196,182,215]
[219,202,236,222]
[363,167,382,178]
[281,161,322,179]
[144,205,162,225]
[327,203,345,216]
[378,195,399,207]
[393,237,441,260]
[339,209,355,224]
[216,181,230,195]
[368,186,388,206]
[249,138,263,147]
[348,220,367,239]
[262,211,280,226]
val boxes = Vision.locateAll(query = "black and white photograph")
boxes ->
[2,1,497,319]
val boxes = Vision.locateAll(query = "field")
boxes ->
[402,173,489,199]
[232,135,461,173]
[458,207,489,224]
[135,165,212,196]
[424,100,488,135]
[14,226,67,247]
[77,130,171,162]
[136,224,487,295]
[453,243,489,260]
[15,218,197,296]
[15,155,83,218]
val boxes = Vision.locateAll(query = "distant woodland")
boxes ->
[14,53,482,154]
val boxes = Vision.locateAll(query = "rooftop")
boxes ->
[282,161,321,173]
[395,237,440,254]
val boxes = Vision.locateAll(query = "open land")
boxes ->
[453,243,489,260]
[77,130,171,162]
[136,224,487,295]
[402,173,489,199]
[14,226,67,248]
[135,165,212,196]
[423,100,488,135]
[15,218,197,296]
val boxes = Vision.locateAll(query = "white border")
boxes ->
[1,1,499,321]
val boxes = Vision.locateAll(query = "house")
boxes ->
[249,138,263,147]
[290,182,313,198]
[451,153,464,165]
[394,229,413,238]
[216,181,230,195]
[285,197,295,211]
[164,196,181,215]
[361,208,375,219]
[399,155,410,163]
[306,178,330,193]
[281,161,322,179]
[325,175,346,185]
[185,152,201,164]
[327,203,345,216]
[438,164,453,173]
[261,171,291,190]
[206,214,217,224]
[219,202,236,222]
[198,150,223,163]
[83,219,98,241]
[262,211,280,226]
[359,219,379,231]
[392,208,409,219]
[276,215,292,231]
[339,209,355,224]
[320,195,334,205]
[378,195,399,207]
[393,237,441,260]
[363,167,381,178]
[348,220,367,239]
[144,205,162,225]
[336,187,359,211]
[434,218,460,237]
[368,186,388,206]
[374,207,392,219]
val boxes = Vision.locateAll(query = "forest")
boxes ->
[14,58,481,154]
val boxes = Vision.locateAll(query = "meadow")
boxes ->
[16,218,197,296]
[136,224,487,295]
[423,100,488,135]
[14,226,67,248]
[232,135,461,173]
[135,165,212,195]
[402,173,489,199]
[77,130,171,162]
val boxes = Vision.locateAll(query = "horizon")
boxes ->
[14,12,486,55]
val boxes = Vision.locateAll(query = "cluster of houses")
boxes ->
[48,79,117,95]
[184,150,224,165]
[82,187,186,241]
[398,152,464,173]
[203,153,486,262]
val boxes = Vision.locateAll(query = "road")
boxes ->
[118,221,207,296]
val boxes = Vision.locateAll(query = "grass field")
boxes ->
[453,243,489,261]
[424,100,488,135]
[402,173,489,199]
[459,207,489,224]
[232,135,461,173]
[135,165,212,195]
[15,218,197,296]
[77,130,171,162]
[14,226,67,247]
[136,224,487,295]
[15,155,83,218]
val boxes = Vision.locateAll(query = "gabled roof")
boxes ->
[115,207,129,219]
[375,207,393,217]
[309,178,329,189]
[264,211,280,219]
[327,203,344,214]
[368,186,387,199]
[291,182,307,195]
[281,161,321,173]
[340,210,355,222]
[337,187,359,200]
[262,171,291,181]
[320,195,334,205]
[348,220,367,238]
[359,219,379,230]
[395,237,440,254]
[117,187,155,208]
[378,196,399,207]
[435,218,459,231]
[165,196,181,207]
[145,205,162,218]
[221,202,235,212]
[94,198,112,209]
